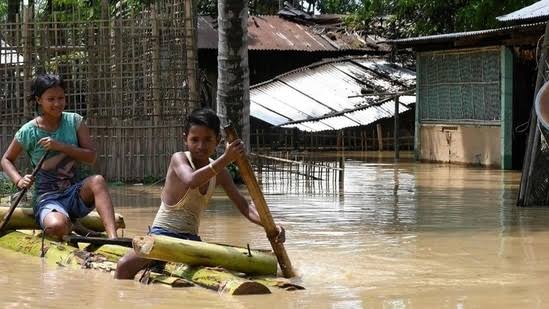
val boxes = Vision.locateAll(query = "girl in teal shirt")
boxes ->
[1,74,118,239]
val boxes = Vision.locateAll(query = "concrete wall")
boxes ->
[419,124,501,167]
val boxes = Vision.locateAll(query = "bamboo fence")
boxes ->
[0,1,196,181]
[250,128,414,152]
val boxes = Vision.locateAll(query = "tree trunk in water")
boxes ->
[133,235,278,276]
[0,207,126,231]
[216,0,251,150]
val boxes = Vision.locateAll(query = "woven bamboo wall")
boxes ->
[0,1,193,181]
[417,47,501,123]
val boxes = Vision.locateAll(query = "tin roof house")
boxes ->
[387,2,549,169]
[197,13,388,108]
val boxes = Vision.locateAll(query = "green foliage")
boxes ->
[317,0,360,14]
[0,178,17,197]
[0,2,7,23]
[226,163,243,184]
[343,0,388,30]
[198,0,217,17]
[197,0,280,17]
[454,0,539,31]
[343,0,540,37]
[0,0,157,23]
[143,175,163,184]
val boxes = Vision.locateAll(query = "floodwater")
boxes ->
[3,151,549,308]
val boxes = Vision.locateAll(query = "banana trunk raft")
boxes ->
[0,206,126,231]
[0,231,304,295]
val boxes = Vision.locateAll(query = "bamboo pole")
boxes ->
[184,0,199,109]
[377,123,383,151]
[0,151,48,232]
[22,5,31,119]
[394,96,400,160]
[133,235,277,276]
[224,125,296,278]
[151,5,161,125]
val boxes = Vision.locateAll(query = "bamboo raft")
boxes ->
[0,206,303,295]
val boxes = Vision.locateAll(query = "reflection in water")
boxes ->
[3,151,549,308]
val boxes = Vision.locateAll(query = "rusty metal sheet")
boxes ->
[198,15,366,51]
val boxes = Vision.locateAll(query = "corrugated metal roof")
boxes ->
[497,0,549,22]
[0,40,23,65]
[282,100,410,131]
[385,22,545,47]
[198,15,369,51]
[250,57,416,132]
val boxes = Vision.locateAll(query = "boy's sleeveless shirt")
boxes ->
[152,151,216,235]
[14,112,83,202]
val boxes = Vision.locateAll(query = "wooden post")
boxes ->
[224,125,295,278]
[151,5,161,125]
[338,155,344,186]
[338,130,344,190]
[394,96,400,160]
[184,0,199,110]
[518,22,549,206]
[87,27,97,116]
[255,129,260,150]
[22,5,32,119]
[376,123,383,151]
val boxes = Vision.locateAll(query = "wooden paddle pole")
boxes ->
[224,125,295,278]
[0,151,49,233]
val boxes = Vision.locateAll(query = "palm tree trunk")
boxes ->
[216,0,250,149]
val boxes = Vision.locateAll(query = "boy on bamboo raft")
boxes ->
[0,74,118,240]
[114,108,285,279]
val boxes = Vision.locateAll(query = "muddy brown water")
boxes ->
[2,151,549,308]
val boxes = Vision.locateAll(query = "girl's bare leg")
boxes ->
[79,175,117,238]
[42,212,72,240]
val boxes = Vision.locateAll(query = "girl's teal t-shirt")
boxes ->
[14,112,83,200]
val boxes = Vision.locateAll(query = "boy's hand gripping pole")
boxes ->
[224,124,295,278]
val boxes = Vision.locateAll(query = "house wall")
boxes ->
[419,124,501,167]
[415,46,513,168]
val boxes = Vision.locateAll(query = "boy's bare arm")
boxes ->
[171,152,220,189]
[218,169,262,224]
[219,169,286,243]
[171,140,242,190]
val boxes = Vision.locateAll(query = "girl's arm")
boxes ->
[38,122,96,164]
[1,139,29,188]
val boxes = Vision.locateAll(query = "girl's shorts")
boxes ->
[35,181,93,228]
